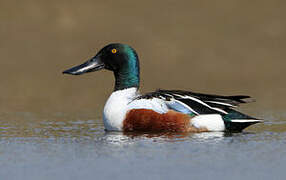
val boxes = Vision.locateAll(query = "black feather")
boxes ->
[135,89,255,115]
[137,89,254,106]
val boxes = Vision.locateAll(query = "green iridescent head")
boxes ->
[63,43,140,91]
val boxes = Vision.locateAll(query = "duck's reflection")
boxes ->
[101,130,229,144]
[191,131,226,142]
[101,131,133,145]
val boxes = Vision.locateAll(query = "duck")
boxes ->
[63,43,261,133]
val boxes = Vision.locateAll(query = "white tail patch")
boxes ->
[191,114,225,131]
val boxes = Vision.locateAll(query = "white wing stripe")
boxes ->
[172,94,228,114]
[230,119,262,123]
[209,107,228,114]
[205,101,236,107]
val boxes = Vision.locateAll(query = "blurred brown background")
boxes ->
[0,0,285,115]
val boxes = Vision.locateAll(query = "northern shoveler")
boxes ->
[63,43,261,133]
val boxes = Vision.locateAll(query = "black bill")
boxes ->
[63,56,104,75]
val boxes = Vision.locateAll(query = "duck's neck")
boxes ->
[113,50,140,91]
[114,70,139,91]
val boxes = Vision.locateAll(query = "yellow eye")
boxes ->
[111,49,117,54]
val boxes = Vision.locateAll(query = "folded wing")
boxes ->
[136,89,255,116]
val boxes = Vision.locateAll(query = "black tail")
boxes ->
[223,109,262,132]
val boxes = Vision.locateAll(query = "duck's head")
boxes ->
[63,43,140,91]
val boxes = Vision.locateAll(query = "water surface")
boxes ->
[0,110,285,180]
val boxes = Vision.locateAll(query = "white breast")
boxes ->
[103,88,169,131]
[103,88,138,131]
